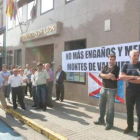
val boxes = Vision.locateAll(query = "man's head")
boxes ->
[13,69,18,76]
[129,50,139,65]
[2,64,7,72]
[37,62,43,71]
[108,54,116,67]
[10,64,15,70]
[57,65,62,72]
[45,63,50,71]
[31,67,36,74]
[26,64,30,69]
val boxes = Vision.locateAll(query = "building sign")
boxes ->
[20,22,61,42]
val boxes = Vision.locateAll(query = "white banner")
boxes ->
[62,41,140,72]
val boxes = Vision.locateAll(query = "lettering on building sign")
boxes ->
[20,25,56,42]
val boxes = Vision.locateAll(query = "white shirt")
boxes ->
[8,75,22,87]
[56,71,61,81]
[20,74,28,86]
[31,74,37,86]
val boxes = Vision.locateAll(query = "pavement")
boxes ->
[0,96,138,140]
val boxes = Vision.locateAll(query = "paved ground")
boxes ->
[0,119,23,140]
[2,96,138,140]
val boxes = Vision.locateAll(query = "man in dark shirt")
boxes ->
[120,50,140,140]
[94,54,120,130]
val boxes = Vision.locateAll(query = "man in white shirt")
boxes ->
[34,62,50,111]
[8,69,26,110]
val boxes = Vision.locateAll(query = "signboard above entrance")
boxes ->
[20,22,61,42]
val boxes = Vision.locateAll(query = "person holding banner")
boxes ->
[119,50,140,140]
[94,54,119,130]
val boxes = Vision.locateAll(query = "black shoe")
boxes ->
[60,100,63,102]
[123,127,133,134]
[42,107,47,111]
[35,107,42,110]
[105,125,112,130]
[22,107,26,110]
[47,105,53,108]
[94,121,105,125]
[13,107,17,109]
[55,98,59,100]
[32,105,37,107]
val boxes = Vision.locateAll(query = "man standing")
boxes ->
[55,65,66,102]
[45,63,54,107]
[119,50,140,140]
[0,64,11,103]
[0,74,8,109]
[94,54,119,130]
[34,62,50,111]
[24,64,32,97]
[8,69,26,110]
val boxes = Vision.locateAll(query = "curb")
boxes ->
[0,105,68,140]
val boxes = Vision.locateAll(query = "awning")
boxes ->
[0,26,5,35]
[17,0,34,8]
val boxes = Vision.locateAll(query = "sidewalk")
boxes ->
[4,97,138,140]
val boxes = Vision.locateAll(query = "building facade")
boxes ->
[5,0,140,112]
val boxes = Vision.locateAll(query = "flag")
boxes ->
[6,0,17,20]
[6,0,13,18]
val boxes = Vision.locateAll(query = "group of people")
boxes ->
[0,50,139,139]
[94,50,140,140]
[0,62,66,112]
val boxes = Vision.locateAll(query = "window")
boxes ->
[14,49,22,67]
[7,18,13,30]
[27,0,36,20]
[7,51,13,68]
[41,0,54,14]
[65,39,86,84]
[16,7,22,26]
[65,0,74,4]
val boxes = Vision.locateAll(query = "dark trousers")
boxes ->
[32,86,37,105]
[36,84,47,108]
[25,82,32,96]
[12,86,25,109]
[46,81,53,106]
[21,86,26,100]
[126,89,140,136]
[56,83,64,101]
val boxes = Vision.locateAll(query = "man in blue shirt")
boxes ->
[0,74,8,109]
[0,64,11,103]
[120,50,140,140]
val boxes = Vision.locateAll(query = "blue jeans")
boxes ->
[3,85,10,99]
[98,87,117,126]
[36,84,47,108]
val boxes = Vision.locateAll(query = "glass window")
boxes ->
[27,0,36,20]
[16,7,22,26]
[65,39,86,84]
[41,0,53,14]
[7,18,13,30]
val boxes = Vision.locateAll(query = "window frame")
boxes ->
[27,0,37,21]
[15,7,23,27]
[40,0,54,15]
[7,17,13,31]
[64,38,87,85]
